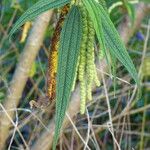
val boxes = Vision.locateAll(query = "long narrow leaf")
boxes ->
[9,0,70,38]
[84,0,139,85]
[53,5,82,150]
[99,4,139,84]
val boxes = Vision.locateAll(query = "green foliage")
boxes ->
[122,0,135,25]
[78,6,88,114]
[0,92,5,103]
[83,0,139,85]
[53,5,82,150]
[78,6,100,114]
[101,5,139,85]
[8,0,139,149]
[82,0,108,63]
[9,0,71,38]
[98,0,108,11]
[1,0,150,149]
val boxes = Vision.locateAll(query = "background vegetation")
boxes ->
[0,0,150,150]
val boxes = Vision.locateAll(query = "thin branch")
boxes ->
[0,10,53,149]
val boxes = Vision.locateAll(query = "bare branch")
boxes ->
[0,10,53,149]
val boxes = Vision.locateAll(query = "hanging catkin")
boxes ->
[47,5,70,101]
[78,5,88,114]
[86,15,95,101]
[78,4,100,114]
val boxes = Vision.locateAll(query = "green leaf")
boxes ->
[97,0,108,11]
[9,0,70,38]
[121,0,135,23]
[124,2,135,25]
[53,5,82,150]
[100,6,139,85]
[83,0,139,85]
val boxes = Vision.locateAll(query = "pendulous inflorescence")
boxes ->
[47,4,70,101]
[30,3,100,114]
[72,4,100,114]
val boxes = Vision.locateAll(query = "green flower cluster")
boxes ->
[72,4,100,114]
[143,57,150,77]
